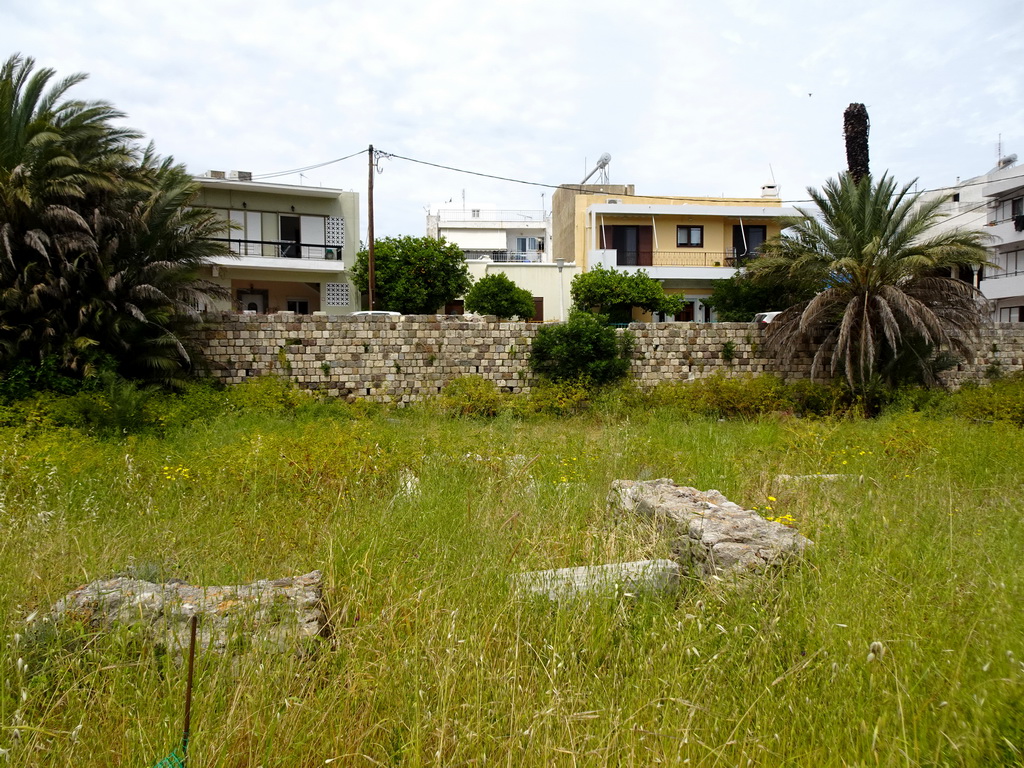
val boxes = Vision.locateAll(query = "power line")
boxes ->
[251,149,368,180]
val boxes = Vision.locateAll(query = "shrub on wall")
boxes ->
[464,274,535,319]
[529,312,634,385]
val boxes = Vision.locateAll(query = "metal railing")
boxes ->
[612,250,755,268]
[207,237,342,261]
[489,250,545,263]
[436,209,548,223]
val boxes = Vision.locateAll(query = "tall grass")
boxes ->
[0,395,1022,766]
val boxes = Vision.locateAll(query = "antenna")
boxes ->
[768,164,776,184]
[581,153,612,185]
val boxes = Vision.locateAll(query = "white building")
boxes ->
[193,172,361,316]
[918,157,1024,323]
[426,206,574,321]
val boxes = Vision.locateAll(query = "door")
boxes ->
[280,216,301,258]
[732,225,767,263]
[238,292,266,313]
[613,226,639,266]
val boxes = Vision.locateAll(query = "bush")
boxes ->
[947,373,1024,426]
[224,375,312,414]
[649,374,851,419]
[529,312,633,385]
[520,377,594,416]
[463,274,535,319]
[437,376,507,417]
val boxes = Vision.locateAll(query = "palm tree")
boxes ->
[0,54,229,381]
[754,172,991,391]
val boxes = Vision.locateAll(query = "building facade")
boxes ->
[194,172,361,316]
[551,183,796,321]
[916,157,1024,322]
[426,206,572,320]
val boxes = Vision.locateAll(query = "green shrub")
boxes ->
[224,375,311,414]
[529,311,633,385]
[947,373,1024,426]
[437,376,507,417]
[0,356,86,403]
[463,273,535,319]
[521,377,594,416]
[649,374,850,419]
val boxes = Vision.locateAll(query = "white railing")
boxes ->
[437,209,548,223]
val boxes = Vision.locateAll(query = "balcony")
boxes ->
[985,216,1024,249]
[613,250,754,268]
[207,237,342,262]
[463,249,545,263]
[437,209,548,223]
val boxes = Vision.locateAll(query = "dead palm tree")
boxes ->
[754,172,991,391]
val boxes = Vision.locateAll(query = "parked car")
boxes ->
[350,310,402,318]
[753,311,781,326]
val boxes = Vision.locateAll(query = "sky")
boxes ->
[4,0,1022,241]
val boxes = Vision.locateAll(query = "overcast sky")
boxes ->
[4,0,1022,241]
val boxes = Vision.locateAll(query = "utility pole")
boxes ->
[367,144,376,310]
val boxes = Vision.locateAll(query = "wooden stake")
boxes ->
[181,614,197,765]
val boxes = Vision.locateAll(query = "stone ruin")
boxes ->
[42,570,327,654]
[515,479,813,600]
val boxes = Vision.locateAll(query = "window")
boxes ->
[951,193,960,202]
[515,236,538,256]
[286,299,310,314]
[228,209,262,255]
[1012,197,1023,218]
[676,225,704,248]
[998,306,1023,323]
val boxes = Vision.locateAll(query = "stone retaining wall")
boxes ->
[195,313,1024,403]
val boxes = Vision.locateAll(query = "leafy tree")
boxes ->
[570,265,685,321]
[463,273,534,319]
[529,310,633,385]
[352,236,472,314]
[754,172,991,391]
[703,271,820,322]
[0,53,228,382]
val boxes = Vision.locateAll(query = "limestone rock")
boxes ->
[46,570,327,653]
[514,559,681,601]
[609,479,811,579]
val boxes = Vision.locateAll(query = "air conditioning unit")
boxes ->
[607,198,621,204]
[208,170,226,179]
[227,170,253,181]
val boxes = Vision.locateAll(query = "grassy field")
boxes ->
[0,390,1022,766]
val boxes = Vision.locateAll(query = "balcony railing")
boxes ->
[464,249,545,263]
[437,209,548,223]
[208,237,342,261]
[613,250,756,268]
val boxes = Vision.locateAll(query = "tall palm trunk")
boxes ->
[844,103,870,184]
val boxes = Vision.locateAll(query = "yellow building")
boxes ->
[551,183,798,321]
[193,172,360,316]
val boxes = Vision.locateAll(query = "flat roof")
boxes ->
[194,177,350,199]
[586,202,799,218]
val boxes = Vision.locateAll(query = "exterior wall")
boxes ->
[551,184,634,264]
[568,194,786,269]
[981,164,1024,321]
[465,261,577,321]
[194,177,361,316]
[195,315,1024,403]
[195,181,359,263]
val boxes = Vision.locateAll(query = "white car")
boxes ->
[753,311,781,326]
[350,310,402,318]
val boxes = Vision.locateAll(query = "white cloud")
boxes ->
[2,0,1022,238]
